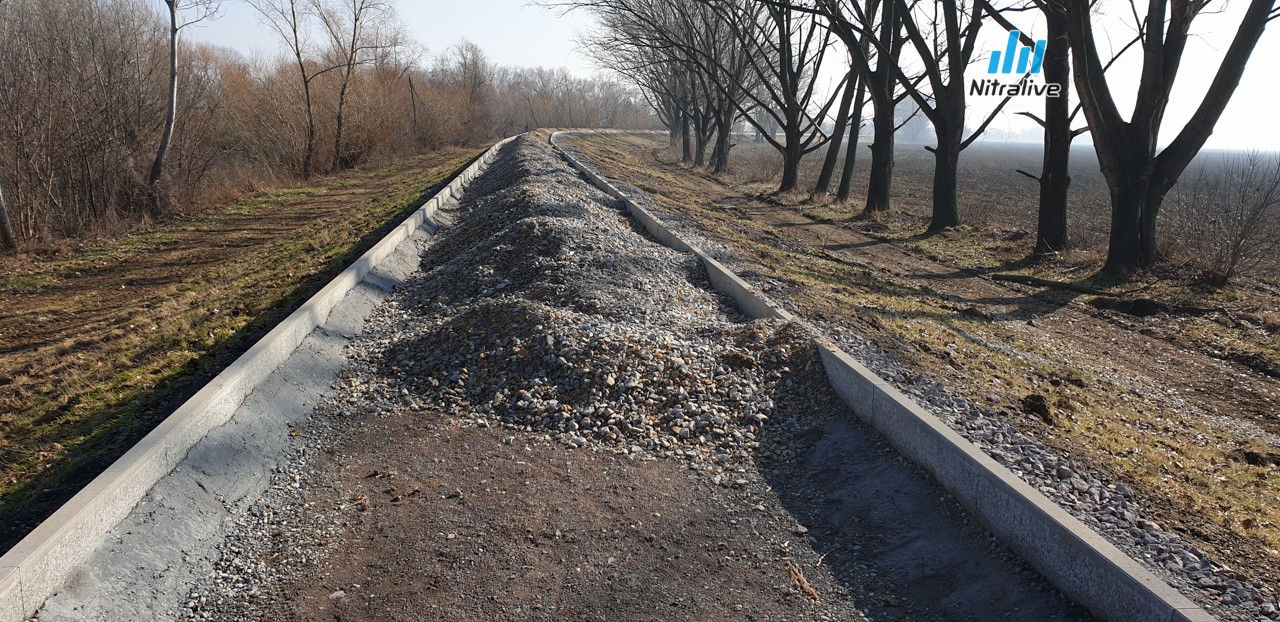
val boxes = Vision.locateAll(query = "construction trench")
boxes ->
[0,133,1234,621]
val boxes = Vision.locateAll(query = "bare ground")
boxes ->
[197,134,1087,622]
[244,407,1083,621]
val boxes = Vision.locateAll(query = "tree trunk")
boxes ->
[408,74,419,131]
[711,106,733,174]
[836,78,868,202]
[681,113,692,164]
[669,107,682,148]
[0,170,16,252]
[1034,10,1071,255]
[863,89,896,213]
[929,119,962,231]
[147,0,180,215]
[779,125,802,193]
[334,71,352,170]
[1102,173,1160,274]
[813,70,858,197]
[302,80,316,179]
[1062,0,1275,278]
[693,112,708,167]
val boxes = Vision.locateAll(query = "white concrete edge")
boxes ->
[0,135,518,622]
[549,129,1213,622]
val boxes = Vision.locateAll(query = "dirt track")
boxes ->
[187,134,1087,621]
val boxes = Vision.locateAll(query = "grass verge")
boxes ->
[0,146,482,549]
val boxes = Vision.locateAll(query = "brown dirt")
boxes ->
[567,132,1280,597]
[244,403,1084,622]
[0,146,480,551]
[254,416,851,622]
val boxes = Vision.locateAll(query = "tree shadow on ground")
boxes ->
[752,352,1096,621]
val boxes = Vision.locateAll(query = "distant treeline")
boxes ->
[0,0,653,246]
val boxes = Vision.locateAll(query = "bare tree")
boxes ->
[894,0,1012,230]
[147,0,221,215]
[567,0,843,191]
[0,0,651,247]
[569,0,755,170]
[1019,5,1075,255]
[728,1,843,191]
[248,0,328,179]
[313,0,396,171]
[1065,0,1279,276]
[833,78,868,201]
[814,0,912,212]
[978,2,1073,254]
[984,1,1140,256]
[811,64,860,197]
[435,40,494,144]
[1166,152,1280,284]
[0,166,14,251]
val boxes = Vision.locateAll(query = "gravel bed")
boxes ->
[558,131,1278,621]
[182,137,840,619]
[183,134,1089,621]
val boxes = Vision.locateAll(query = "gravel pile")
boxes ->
[186,136,833,620]
[558,132,1278,621]
[333,138,819,469]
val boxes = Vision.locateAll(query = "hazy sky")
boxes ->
[188,1,597,75]
[188,0,1280,151]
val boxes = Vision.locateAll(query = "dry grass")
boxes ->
[0,147,482,545]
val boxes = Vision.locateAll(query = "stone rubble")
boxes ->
[333,137,819,469]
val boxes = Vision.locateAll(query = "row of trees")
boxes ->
[0,0,653,250]
[566,0,1278,276]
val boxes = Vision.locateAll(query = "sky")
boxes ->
[187,1,597,75]
[187,0,1280,151]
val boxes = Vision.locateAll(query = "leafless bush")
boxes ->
[1163,152,1280,284]
[0,0,654,249]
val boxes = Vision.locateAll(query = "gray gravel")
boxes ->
[186,135,1091,621]
[557,130,1278,621]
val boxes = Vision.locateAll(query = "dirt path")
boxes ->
[567,132,1280,606]
[189,135,1088,622]
[0,147,480,551]
[238,404,1082,622]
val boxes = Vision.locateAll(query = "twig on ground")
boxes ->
[785,560,822,602]
[815,545,843,567]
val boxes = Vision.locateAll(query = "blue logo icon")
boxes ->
[988,31,1046,75]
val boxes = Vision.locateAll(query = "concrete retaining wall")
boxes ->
[0,136,516,622]
[550,130,1212,622]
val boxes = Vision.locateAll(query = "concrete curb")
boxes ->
[550,129,1213,622]
[0,135,517,622]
